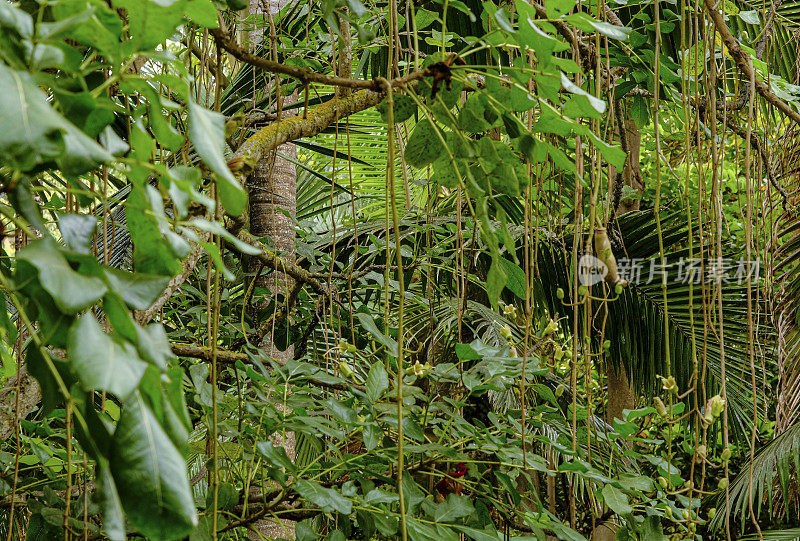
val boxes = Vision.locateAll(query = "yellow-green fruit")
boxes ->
[684,480,693,490]
[721,447,732,461]
[654,397,668,416]
[664,506,672,517]
[338,361,354,378]
[615,283,624,295]
[689,523,697,533]
[658,476,668,489]
[603,340,611,351]
[555,384,566,397]
[718,477,729,490]
[696,445,707,461]
[578,285,588,297]
[707,507,717,520]
[556,287,565,300]
[682,510,690,520]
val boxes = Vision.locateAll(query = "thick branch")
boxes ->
[211,24,426,92]
[170,342,364,392]
[232,88,388,171]
[704,0,800,127]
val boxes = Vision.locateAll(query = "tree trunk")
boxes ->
[246,1,297,538]
[604,111,643,424]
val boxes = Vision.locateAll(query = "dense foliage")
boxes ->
[0,0,799,539]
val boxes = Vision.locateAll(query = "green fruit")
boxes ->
[654,397,668,416]
[658,476,668,489]
[338,361,354,378]
[614,283,624,295]
[664,506,672,517]
[555,384,566,397]
[689,523,697,533]
[721,447,732,461]
[682,509,690,520]
[717,477,729,490]
[578,285,588,297]
[556,287,565,300]
[707,507,717,520]
[603,340,611,351]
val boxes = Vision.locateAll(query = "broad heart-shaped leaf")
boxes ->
[184,0,219,27]
[187,100,246,216]
[377,94,417,124]
[113,0,187,54]
[601,484,632,515]
[293,480,352,515]
[59,213,97,255]
[67,314,148,400]
[404,118,444,168]
[18,238,107,314]
[104,267,170,310]
[365,361,389,403]
[0,65,111,175]
[0,64,67,171]
[109,392,197,541]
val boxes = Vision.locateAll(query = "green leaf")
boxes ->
[601,484,632,515]
[293,480,352,515]
[104,268,170,311]
[546,0,577,18]
[738,10,759,25]
[135,323,175,370]
[487,258,507,309]
[184,0,218,27]
[630,95,649,128]
[51,0,122,57]
[405,119,444,168]
[187,100,246,216]
[59,214,97,255]
[113,0,187,53]
[257,441,296,473]
[560,73,606,114]
[366,361,389,402]
[110,392,197,540]
[434,494,474,523]
[0,2,33,37]
[18,238,107,314]
[67,314,148,400]
[0,65,67,172]
[588,19,631,40]
[96,462,126,541]
[377,94,417,123]
[355,312,398,356]
[200,241,235,281]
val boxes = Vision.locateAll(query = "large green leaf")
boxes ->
[104,267,170,310]
[0,65,67,172]
[18,238,107,314]
[110,392,197,540]
[187,100,246,216]
[67,314,148,400]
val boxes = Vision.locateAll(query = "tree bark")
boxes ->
[246,1,297,538]
[604,108,642,424]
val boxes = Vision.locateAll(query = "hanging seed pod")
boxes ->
[594,227,627,288]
